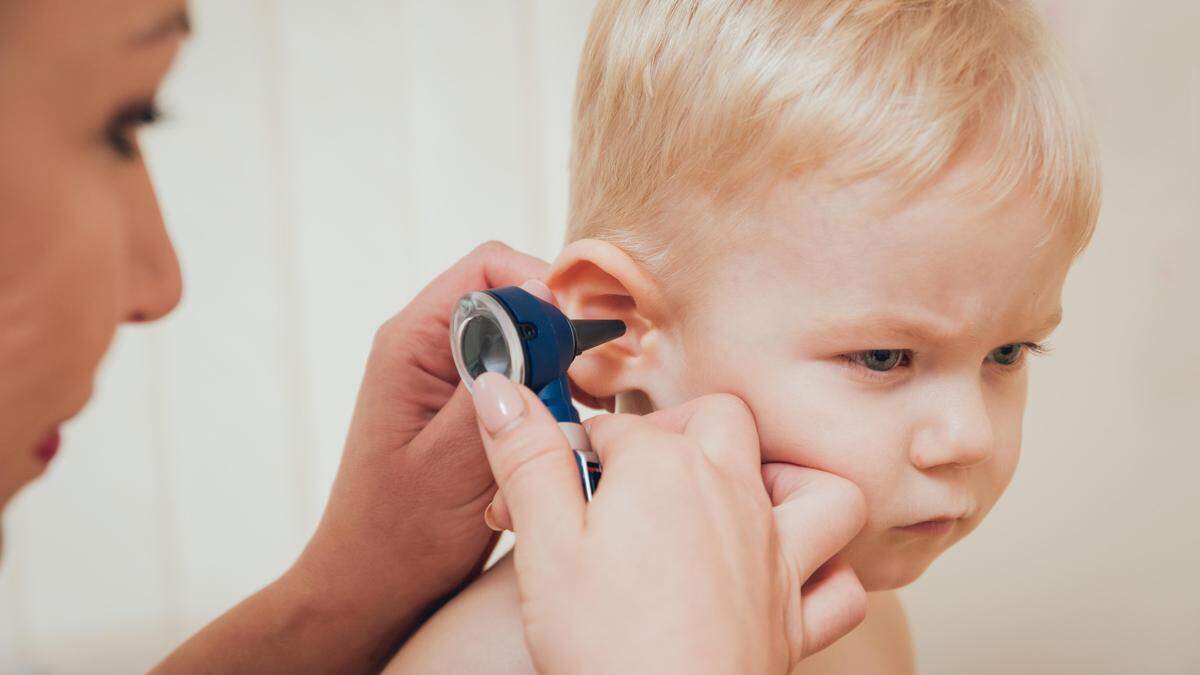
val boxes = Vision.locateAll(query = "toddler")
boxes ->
[390,0,1100,672]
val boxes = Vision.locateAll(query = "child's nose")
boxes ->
[908,383,995,470]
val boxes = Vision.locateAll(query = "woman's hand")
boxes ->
[157,242,561,674]
[472,373,868,674]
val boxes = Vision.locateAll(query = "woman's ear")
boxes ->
[548,239,676,409]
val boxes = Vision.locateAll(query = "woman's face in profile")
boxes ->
[0,0,188,522]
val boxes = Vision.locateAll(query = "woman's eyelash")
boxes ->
[106,101,164,159]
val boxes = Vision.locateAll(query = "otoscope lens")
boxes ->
[461,314,511,379]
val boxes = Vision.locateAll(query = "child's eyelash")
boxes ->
[840,341,1054,382]
[1023,341,1053,356]
[839,350,912,383]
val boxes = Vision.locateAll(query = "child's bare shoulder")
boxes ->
[385,554,533,674]
[388,551,914,675]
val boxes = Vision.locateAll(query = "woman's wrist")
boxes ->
[154,562,414,674]
[274,552,432,667]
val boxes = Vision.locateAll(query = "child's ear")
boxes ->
[548,239,675,409]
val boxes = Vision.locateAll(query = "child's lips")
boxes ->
[892,509,964,535]
[895,516,961,536]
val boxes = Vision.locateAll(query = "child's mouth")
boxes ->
[895,518,957,536]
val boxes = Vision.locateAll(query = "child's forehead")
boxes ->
[750,160,1072,272]
[682,168,1074,342]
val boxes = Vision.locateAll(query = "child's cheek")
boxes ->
[966,386,1026,519]
[971,437,1021,521]
[743,377,905,519]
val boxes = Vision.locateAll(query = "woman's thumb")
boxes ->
[471,373,584,557]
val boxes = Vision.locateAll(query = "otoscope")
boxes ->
[450,286,626,500]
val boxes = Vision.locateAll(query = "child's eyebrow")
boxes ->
[805,307,1063,345]
[806,312,962,344]
[1028,309,1064,339]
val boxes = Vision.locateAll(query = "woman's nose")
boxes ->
[122,207,183,324]
[908,382,996,470]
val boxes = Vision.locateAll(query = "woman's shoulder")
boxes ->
[791,590,916,675]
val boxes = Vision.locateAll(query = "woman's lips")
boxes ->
[35,428,61,463]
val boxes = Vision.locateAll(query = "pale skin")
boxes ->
[388,150,1078,673]
[0,0,872,672]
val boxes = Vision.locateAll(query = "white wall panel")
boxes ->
[142,0,298,649]
[402,1,541,275]
[0,556,26,672]
[524,0,598,253]
[274,0,431,519]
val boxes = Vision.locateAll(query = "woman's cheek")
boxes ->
[24,169,123,417]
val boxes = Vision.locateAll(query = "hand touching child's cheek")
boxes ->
[658,162,1076,591]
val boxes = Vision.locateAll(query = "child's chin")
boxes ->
[849,550,938,591]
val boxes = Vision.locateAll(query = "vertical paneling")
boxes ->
[273,0,426,519]
[0,549,25,671]
[402,1,537,278]
[255,0,318,555]
[526,0,598,251]
[145,0,295,648]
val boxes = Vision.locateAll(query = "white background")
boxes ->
[1,1,1197,673]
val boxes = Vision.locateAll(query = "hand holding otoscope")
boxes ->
[451,285,626,499]
[453,286,869,674]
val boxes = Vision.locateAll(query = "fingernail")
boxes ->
[520,279,555,303]
[473,372,526,435]
[483,500,501,532]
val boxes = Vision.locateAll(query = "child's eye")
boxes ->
[106,101,163,159]
[987,341,1051,367]
[989,343,1023,365]
[847,349,911,372]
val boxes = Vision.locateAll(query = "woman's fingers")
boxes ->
[798,558,867,657]
[655,394,761,481]
[471,373,584,565]
[407,241,549,322]
[585,394,762,481]
[583,412,677,468]
[480,390,866,664]
[763,463,867,582]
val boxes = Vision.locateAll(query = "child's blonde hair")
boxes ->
[566,0,1101,285]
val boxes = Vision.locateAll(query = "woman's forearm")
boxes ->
[153,565,424,675]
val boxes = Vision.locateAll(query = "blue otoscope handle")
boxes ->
[540,374,600,500]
